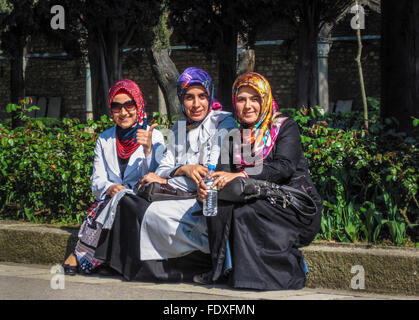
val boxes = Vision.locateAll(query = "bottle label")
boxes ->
[205,180,218,191]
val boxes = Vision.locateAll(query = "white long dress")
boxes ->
[140,110,237,260]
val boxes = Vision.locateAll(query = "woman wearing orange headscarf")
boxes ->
[197,72,322,290]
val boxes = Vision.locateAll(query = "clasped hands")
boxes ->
[174,165,246,202]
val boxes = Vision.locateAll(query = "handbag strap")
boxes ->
[246,179,317,218]
[219,177,317,219]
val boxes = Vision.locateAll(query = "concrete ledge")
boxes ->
[301,242,418,296]
[0,221,417,296]
[0,221,78,265]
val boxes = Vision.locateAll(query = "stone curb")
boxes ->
[0,221,417,296]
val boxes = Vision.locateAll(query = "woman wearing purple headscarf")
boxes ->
[87,67,236,282]
[131,67,238,282]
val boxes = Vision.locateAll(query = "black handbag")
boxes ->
[135,181,197,202]
[218,177,318,219]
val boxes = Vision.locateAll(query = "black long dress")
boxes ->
[94,157,212,282]
[95,190,212,282]
[207,118,322,290]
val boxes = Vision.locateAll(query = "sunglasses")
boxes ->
[110,100,136,113]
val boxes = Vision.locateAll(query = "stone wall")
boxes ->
[328,39,381,110]
[24,56,86,119]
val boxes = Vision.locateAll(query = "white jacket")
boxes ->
[91,125,165,201]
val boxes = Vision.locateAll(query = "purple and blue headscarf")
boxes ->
[177,67,222,130]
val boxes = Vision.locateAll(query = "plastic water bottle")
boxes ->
[203,164,218,216]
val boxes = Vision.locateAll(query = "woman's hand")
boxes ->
[139,172,167,185]
[174,165,208,185]
[136,123,158,157]
[210,171,246,190]
[197,171,246,202]
[106,184,126,198]
[197,179,209,202]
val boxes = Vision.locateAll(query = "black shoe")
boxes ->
[62,263,78,276]
[95,264,119,276]
[193,271,213,284]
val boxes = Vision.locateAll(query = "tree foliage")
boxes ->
[0,0,41,127]
[381,0,419,135]
[0,0,39,56]
[168,0,251,108]
[38,0,162,119]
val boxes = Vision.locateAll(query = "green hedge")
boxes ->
[282,103,418,246]
[0,103,418,245]
[0,109,114,225]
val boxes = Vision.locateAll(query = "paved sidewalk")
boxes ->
[0,262,417,301]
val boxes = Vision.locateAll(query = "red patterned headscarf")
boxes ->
[109,79,148,159]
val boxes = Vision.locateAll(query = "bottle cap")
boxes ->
[208,164,216,170]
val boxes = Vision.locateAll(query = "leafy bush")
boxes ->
[0,104,113,225]
[287,104,418,246]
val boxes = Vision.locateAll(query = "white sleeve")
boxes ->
[154,128,179,178]
[142,128,166,175]
[154,144,178,178]
[91,137,114,201]
[208,115,238,167]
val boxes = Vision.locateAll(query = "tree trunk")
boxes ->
[146,47,181,118]
[216,34,237,111]
[296,1,320,109]
[88,28,123,120]
[237,26,257,77]
[237,47,255,76]
[87,32,108,120]
[216,4,237,111]
[318,23,333,113]
[216,42,237,111]
[355,1,368,129]
[102,30,121,87]
[381,0,419,135]
[10,41,25,128]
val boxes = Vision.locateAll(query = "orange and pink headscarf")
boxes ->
[232,72,287,167]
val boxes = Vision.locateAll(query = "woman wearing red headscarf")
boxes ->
[62,79,164,275]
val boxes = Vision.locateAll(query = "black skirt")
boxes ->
[206,199,322,290]
[94,193,212,282]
